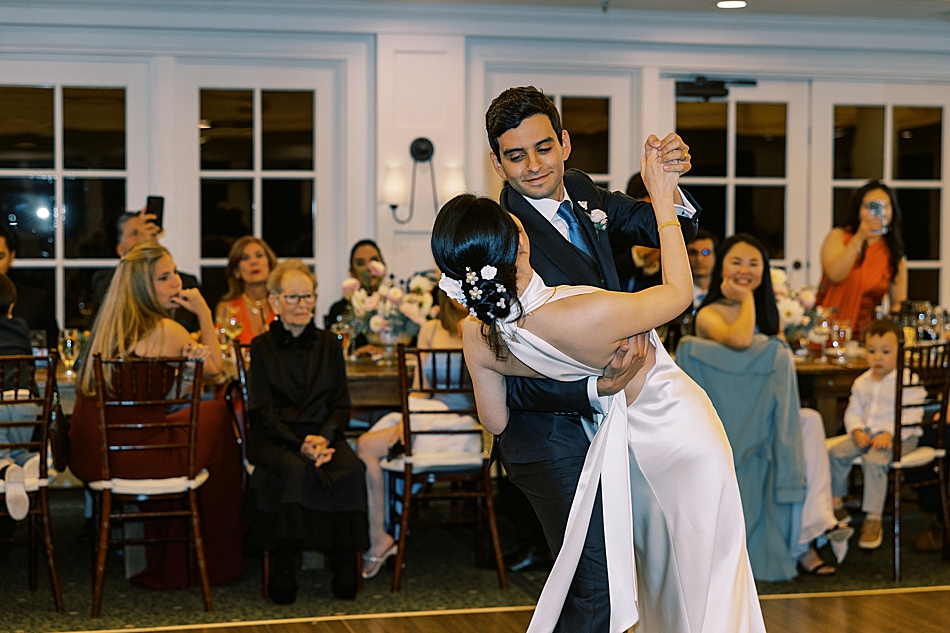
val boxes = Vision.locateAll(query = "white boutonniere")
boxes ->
[587,208,607,232]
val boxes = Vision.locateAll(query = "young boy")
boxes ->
[0,272,37,524]
[829,319,927,550]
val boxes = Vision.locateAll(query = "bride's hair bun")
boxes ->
[459,266,516,325]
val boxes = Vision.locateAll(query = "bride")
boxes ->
[430,147,765,633]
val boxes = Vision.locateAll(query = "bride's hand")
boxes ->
[597,332,649,397]
[640,144,679,203]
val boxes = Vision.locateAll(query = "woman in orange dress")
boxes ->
[215,236,279,345]
[69,243,244,589]
[816,181,907,340]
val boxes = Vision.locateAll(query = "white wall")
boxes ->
[1,0,949,309]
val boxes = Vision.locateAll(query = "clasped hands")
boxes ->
[301,434,336,467]
[852,429,893,451]
[597,332,650,397]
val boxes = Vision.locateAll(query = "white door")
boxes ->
[810,82,950,306]
[676,80,810,288]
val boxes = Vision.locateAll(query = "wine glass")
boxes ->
[59,328,81,377]
[330,318,352,358]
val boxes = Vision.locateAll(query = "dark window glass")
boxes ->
[681,185,726,244]
[896,188,940,261]
[676,101,726,177]
[63,178,126,259]
[833,106,884,180]
[0,87,54,169]
[893,107,942,180]
[735,103,786,178]
[6,268,55,329]
[562,97,609,175]
[200,90,253,170]
[832,187,858,229]
[200,179,253,258]
[64,267,111,330]
[63,88,126,170]
[735,185,786,259]
[200,266,228,315]
[262,91,314,171]
[262,179,313,257]
[907,269,939,304]
[0,177,55,259]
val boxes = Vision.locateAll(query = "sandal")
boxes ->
[362,542,398,579]
[797,544,836,576]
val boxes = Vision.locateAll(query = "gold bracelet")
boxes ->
[658,219,681,230]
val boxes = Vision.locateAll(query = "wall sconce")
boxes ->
[388,137,440,225]
[441,166,467,204]
[382,166,407,215]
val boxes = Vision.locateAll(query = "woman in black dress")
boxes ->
[242,259,368,604]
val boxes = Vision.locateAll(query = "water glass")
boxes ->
[59,328,81,376]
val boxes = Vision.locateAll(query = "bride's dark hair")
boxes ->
[431,194,522,357]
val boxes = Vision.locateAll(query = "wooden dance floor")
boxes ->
[63,587,950,633]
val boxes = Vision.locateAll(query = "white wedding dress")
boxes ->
[499,273,765,633]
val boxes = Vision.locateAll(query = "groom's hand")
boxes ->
[597,332,649,396]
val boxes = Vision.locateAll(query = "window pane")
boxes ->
[676,101,726,177]
[262,91,314,171]
[200,90,253,170]
[893,106,942,180]
[735,185,785,259]
[262,179,313,257]
[736,103,786,178]
[0,177,55,259]
[65,267,111,330]
[6,267,55,331]
[832,187,858,229]
[201,179,253,258]
[63,88,126,170]
[834,106,884,180]
[200,266,228,315]
[907,269,939,304]
[63,178,126,259]
[896,188,940,261]
[0,87,54,169]
[562,97,609,175]
[683,185,726,244]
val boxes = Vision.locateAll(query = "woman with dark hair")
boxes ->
[816,180,907,339]
[694,233,779,347]
[215,236,279,345]
[694,234,853,577]
[324,239,386,355]
[431,147,764,633]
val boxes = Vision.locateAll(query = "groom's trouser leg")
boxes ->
[504,454,609,633]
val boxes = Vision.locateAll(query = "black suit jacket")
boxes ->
[12,282,59,347]
[497,168,700,463]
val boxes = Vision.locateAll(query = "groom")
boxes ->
[487,86,699,631]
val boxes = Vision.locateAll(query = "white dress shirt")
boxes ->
[843,368,925,440]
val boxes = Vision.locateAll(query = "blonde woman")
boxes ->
[69,242,244,589]
[215,236,279,345]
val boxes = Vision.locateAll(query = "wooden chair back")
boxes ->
[0,353,57,481]
[893,341,950,463]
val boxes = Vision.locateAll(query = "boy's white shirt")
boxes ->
[843,367,926,440]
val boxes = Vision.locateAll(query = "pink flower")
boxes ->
[798,289,816,310]
[363,293,380,312]
[369,314,387,333]
[388,287,404,304]
[367,260,387,277]
[341,277,361,298]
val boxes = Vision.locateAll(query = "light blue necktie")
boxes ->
[555,200,594,260]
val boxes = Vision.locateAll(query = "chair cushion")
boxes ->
[893,446,938,469]
[380,451,485,473]
[88,468,210,494]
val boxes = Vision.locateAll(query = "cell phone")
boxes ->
[145,196,164,229]
[867,200,888,235]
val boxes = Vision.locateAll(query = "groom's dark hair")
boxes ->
[486,86,563,157]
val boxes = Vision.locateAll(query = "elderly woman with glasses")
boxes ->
[241,259,368,605]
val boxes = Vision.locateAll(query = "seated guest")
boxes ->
[91,210,208,333]
[242,260,368,604]
[0,273,38,528]
[688,228,718,310]
[613,173,662,293]
[0,223,58,346]
[324,239,386,356]
[69,243,244,589]
[356,288,479,579]
[693,233,852,577]
[214,236,278,345]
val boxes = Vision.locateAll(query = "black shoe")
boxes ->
[505,545,553,573]
[331,580,357,600]
[328,548,358,600]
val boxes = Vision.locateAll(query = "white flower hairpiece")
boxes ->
[481,265,497,280]
[438,274,466,305]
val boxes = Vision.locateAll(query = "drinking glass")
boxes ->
[59,328,81,376]
[830,319,851,362]
[330,319,352,358]
[222,306,244,342]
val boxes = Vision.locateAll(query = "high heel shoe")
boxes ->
[361,542,398,579]
[825,522,854,564]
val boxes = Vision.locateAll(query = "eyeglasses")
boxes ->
[281,293,316,305]
[688,248,711,257]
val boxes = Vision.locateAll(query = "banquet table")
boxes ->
[795,355,868,436]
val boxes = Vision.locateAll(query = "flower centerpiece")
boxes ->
[342,264,434,361]
[771,267,820,353]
